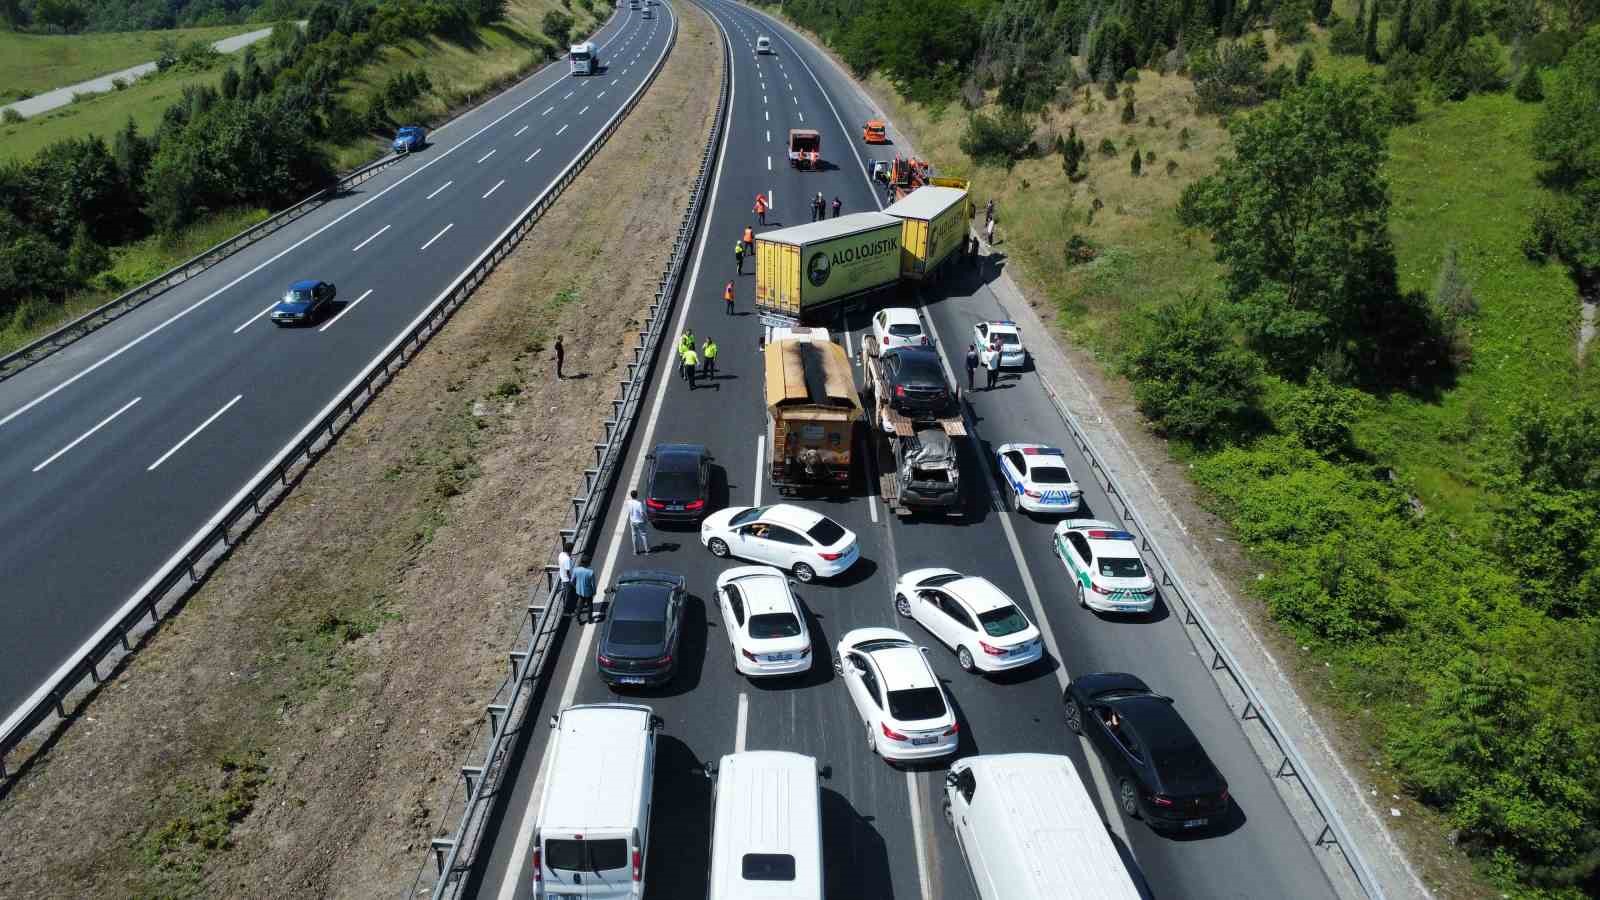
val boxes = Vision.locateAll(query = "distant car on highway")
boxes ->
[995,443,1082,515]
[270,279,336,326]
[596,570,686,688]
[644,443,711,525]
[756,36,773,54]
[1051,520,1156,613]
[392,125,426,154]
[701,503,859,583]
[974,319,1028,368]
[716,566,813,678]
[1063,673,1230,832]
[835,627,959,765]
[892,568,1042,674]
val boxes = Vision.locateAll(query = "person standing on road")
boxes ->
[985,338,1001,389]
[984,198,995,226]
[831,196,841,218]
[742,225,754,257]
[964,343,978,390]
[754,193,768,225]
[683,345,700,390]
[724,280,736,315]
[572,554,597,624]
[554,334,565,379]
[557,545,573,610]
[702,337,718,379]
[734,239,746,274]
[625,490,649,555]
[984,216,996,247]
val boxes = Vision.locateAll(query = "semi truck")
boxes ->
[754,212,903,322]
[762,328,862,495]
[859,335,966,517]
[883,185,972,282]
[569,42,598,75]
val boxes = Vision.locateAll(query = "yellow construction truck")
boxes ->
[762,327,863,495]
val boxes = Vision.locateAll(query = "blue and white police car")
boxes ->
[995,443,1082,514]
[1051,520,1157,614]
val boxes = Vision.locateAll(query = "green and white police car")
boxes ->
[1051,520,1157,614]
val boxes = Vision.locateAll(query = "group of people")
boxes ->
[964,335,1005,391]
[677,328,719,389]
[809,191,841,222]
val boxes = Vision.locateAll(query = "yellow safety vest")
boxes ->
[704,342,718,359]
[684,349,699,366]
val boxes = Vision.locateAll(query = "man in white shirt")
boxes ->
[557,546,573,597]
[625,490,649,555]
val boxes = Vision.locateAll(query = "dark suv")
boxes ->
[596,570,686,688]
[880,346,956,417]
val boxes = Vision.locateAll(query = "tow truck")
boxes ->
[859,335,966,517]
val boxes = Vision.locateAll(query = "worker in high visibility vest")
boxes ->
[682,346,699,390]
[734,240,746,274]
[742,226,754,257]
[724,280,735,316]
[754,193,768,225]
[702,337,718,379]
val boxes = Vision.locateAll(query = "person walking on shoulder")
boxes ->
[984,338,1001,389]
[557,545,573,607]
[984,216,996,247]
[964,343,978,390]
[625,490,649,554]
[554,334,565,379]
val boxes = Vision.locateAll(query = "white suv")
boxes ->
[835,628,960,764]
[871,307,929,352]
[716,566,813,678]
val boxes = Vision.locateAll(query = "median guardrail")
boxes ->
[0,4,655,785]
[405,4,723,897]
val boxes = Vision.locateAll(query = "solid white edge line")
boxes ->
[419,223,454,250]
[426,180,453,200]
[34,396,141,472]
[477,149,496,163]
[351,223,391,252]
[735,692,749,752]
[483,179,507,199]
[147,394,243,471]
[317,288,375,333]
[495,6,688,898]
[0,0,645,759]
[234,300,278,334]
[906,771,933,900]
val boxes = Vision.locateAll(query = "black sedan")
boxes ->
[644,443,711,525]
[596,570,686,688]
[270,279,337,325]
[1063,672,1230,832]
[879,346,957,418]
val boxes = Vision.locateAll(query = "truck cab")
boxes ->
[569,41,598,75]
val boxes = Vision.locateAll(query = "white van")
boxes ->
[534,703,659,899]
[707,751,823,900]
[570,41,599,75]
[943,754,1141,900]
[756,36,773,54]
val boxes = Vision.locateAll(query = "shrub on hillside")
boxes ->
[1190,37,1271,112]
[1329,18,1365,55]
[1514,65,1543,101]
[1124,298,1265,444]
[542,9,575,46]
[1098,137,1118,156]
[958,110,1035,167]
[1275,0,1313,43]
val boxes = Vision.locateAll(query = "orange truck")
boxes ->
[788,129,821,169]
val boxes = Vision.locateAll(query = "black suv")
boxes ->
[596,570,686,688]
[880,346,956,417]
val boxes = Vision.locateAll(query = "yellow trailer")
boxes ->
[753,212,903,320]
[883,185,971,282]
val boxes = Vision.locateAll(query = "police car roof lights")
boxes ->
[1085,529,1137,541]
[1021,446,1064,456]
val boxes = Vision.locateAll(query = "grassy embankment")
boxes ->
[0,24,257,102]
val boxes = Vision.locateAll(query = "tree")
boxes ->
[32,0,87,31]
[1060,124,1085,178]
[1532,29,1600,182]
[1275,368,1360,455]
[1515,65,1543,101]
[1295,47,1316,84]
[1275,0,1313,41]
[1493,401,1600,618]
[1131,147,1143,174]
[1124,298,1265,443]
[1178,76,1398,376]
[1121,92,1136,123]
[959,109,1035,166]
[1391,0,1415,54]
[1365,0,1382,62]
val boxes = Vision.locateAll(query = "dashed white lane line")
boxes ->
[483,179,506,199]
[792,95,798,104]
[767,155,772,171]
[147,394,243,471]
[318,288,374,333]
[525,148,542,163]
[515,124,529,136]
[753,435,765,506]
[34,396,141,473]
[597,90,606,99]
[563,90,575,99]
[764,110,768,121]
[735,693,749,752]
[425,180,452,200]
[766,129,770,142]
[579,105,590,115]
[542,106,554,116]
[611,78,619,86]
[476,149,496,163]
[350,224,390,252]
[798,111,804,122]
[763,94,768,104]
[556,123,569,136]
[419,223,454,250]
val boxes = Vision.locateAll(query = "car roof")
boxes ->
[398,125,422,133]
[1112,695,1192,742]
[653,444,705,468]
[740,575,798,617]
[945,577,1016,614]
[762,503,825,530]
[870,644,938,689]
[887,347,943,372]
[880,307,921,325]
[290,279,322,290]
[611,578,675,619]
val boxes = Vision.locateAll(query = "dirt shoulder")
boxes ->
[0,4,720,898]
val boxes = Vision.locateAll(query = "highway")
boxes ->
[467,2,1343,898]
[0,5,674,730]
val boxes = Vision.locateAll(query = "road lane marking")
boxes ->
[542,105,554,116]
[735,693,749,752]
[766,129,770,142]
[419,223,453,250]
[483,178,506,199]
[753,434,764,506]
[763,94,767,104]
[426,180,452,199]
[318,288,374,333]
[767,155,771,171]
[792,95,797,104]
[797,111,803,122]
[764,110,768,121]
[525,148,542,162]
[579,105,590,115]
[233,301,279,333]
[147,394,243,471]
[556,123,569,135]
[597,90,606,99]
[907,771,934,900]
[611,78,619,86]
[563,90,574,99]
[476,149,496,163]
[515,124,529,136]
[351,224,391,252]
[34,396,141,472]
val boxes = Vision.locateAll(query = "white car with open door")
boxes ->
[834,627,960,764]
[715,566,813,678]
[892,569,1042,673]
[1051,519,1158,614]
[700,504,859,583]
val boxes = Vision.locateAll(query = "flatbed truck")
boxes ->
[859,335,966,517]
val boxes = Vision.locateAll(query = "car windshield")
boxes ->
[652,469,699,499]
[807,517,846,545]
[282,289,312,303]
[729,506,768,527]
[978,605,1029,637]
[1030,465,1072,484]
[608,619,665,645]
[993,332,1020,346]
[887,687,947,722]
[748,613,802,638]
[1099,556,1147,579]
[888,323,923,337]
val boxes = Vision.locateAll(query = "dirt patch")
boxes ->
[0,5,720,898]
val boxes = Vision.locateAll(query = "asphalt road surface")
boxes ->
[465,2,1342,898]
[0,5,673,733]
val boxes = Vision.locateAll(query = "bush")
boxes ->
[1123,67,1139,82]
[1120,93,1136,123]
[1063,234,1097,265]
[1124,298,1265,444]
[1514,65,1543,101]
[1098,136,1118,156]
[1274,369,1360,456]
[958,110,1035,167]
[1295,48,1315,85]
[542,9,575,46]
[2,108,22,125]
[1166,159,1179,175]
[1131,149,1142,175]
[1329,19,1365,55]
[1190,38,1271,112]
[1275,0,1313,43]
[1383,78,1421,124]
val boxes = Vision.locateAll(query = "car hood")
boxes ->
[274,299,312,312]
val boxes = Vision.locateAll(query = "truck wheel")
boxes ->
[708,538,730,558]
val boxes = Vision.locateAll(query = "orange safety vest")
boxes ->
[742,227,754,243]
[754,194,767,212]
[724,282,734,300]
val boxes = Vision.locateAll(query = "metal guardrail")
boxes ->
[0,6,650,783]
[1030,372,1386,899]
[0,153,399,384]
[405,5,724,897]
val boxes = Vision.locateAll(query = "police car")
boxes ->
[974,320,1028,368]
[995,443,1082,514]
[1051,520,1157,614]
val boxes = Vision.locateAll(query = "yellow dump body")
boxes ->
[763,335,862,488]
[883,186,971,281]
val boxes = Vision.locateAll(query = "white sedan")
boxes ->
[974,320,1027,368]
[995,443,1083,515]
[871,307,928,352]
[835,627,960,764]
[716,566,813,677]
[1052,520,1158,614]
[701,504,859,582]
[892,568,1042,673]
